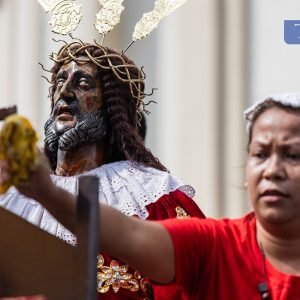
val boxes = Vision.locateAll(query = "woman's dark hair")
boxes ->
[48,41,167,171]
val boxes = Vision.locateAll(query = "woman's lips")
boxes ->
[260,190,288,203]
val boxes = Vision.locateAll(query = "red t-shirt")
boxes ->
[161,212,300,299]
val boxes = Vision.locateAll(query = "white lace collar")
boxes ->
[0,161,194,243]
[52,160,194,218]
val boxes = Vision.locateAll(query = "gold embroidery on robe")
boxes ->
[97,254,151,297]
[175,206,191,219]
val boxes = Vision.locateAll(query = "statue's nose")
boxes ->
[59,79,75,99]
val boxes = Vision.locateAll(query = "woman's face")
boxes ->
[246,107,300,227]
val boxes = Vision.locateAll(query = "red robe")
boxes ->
[97,189,205,299]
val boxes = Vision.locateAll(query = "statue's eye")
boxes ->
[78,78,91,90]
[56,78,65,87]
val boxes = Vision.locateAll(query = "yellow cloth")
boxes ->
[0,114,40,194]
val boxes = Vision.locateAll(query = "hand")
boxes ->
[16,153,56,202]
[0,152,56,201]
[1,151,76,231]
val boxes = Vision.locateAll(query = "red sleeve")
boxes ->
[146,189,205,220]
[158,217,216,297]
[146,189,206,299]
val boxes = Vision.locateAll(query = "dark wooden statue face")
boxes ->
[51,59,102,133]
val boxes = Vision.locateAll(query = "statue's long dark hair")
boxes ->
[47,41,167,172]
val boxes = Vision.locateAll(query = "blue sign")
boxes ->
[284,20,300,44]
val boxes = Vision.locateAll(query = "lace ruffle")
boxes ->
[0,161,194,244]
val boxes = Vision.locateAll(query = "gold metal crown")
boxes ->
[37,0,82,34]
[36,0,187,43]
[132,0,187,41]
[95,0,125,35]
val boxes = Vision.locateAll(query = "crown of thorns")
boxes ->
[48,39,154,114]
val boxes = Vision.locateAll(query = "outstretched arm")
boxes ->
[100,204,175,283]
[0,158,175,284]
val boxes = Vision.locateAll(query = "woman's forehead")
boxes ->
[252,107,300,136]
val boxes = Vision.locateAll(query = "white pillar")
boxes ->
[13,0,41,129]
[222,0,248,217]
[156,0,223,216]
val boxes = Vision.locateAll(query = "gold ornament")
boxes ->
[95,0,125,36]
[36,0,188,44]
[176,206,190,219]
[36,0,82,35]
[133,0,187,41]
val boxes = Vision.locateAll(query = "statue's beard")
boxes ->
[44,101,107,170]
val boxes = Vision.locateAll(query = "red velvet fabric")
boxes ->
[98,189,205,299]
[161,212,300,299]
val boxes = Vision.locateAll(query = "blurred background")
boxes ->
[1,0,300,218]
